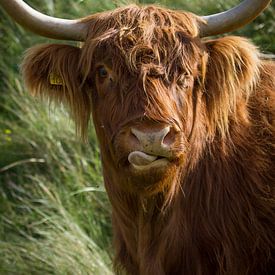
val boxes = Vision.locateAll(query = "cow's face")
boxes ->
[22,7,207,196]
[78,11,206,195]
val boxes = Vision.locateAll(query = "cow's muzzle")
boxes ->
[128,125,180,170]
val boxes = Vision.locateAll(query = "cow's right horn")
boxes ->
[200,0,271,37]
[0,0,88,41]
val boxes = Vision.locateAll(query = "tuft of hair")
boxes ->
[204,36,261,139]
[21,44,92,141]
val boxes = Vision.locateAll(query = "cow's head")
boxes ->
[1,0,269,197]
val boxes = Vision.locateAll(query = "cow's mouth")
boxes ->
[128,151,169,171]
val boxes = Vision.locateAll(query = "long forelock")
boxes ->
[81,5,203,87]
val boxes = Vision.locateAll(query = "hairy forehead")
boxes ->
[84,5,200,37]
[82,4,201,57]
[81,10,202,78]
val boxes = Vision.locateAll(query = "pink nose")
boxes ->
[130,125,176,157]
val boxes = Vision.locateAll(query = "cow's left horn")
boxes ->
[0,0,88,41]
[200,0,271,37]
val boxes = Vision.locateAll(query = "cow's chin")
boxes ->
[122,151,182,195]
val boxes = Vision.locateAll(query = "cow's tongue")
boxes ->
[128,151,158,166]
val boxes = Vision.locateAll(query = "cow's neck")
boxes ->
[135,191,186,274]
[103,167,186,274]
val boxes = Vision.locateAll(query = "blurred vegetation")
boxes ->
[0,0,274,274]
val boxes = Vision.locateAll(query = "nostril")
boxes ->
[162,127,177,147]
[129,129,141,145]
[130,127,149,144]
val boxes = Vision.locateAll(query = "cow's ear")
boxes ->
[22,44,92,139]
[203,36,260,137]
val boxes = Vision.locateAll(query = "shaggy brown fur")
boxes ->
[22,5,275,275]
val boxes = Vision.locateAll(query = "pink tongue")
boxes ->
[128,151,157,166]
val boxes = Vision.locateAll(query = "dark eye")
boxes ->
[97,66,108,78]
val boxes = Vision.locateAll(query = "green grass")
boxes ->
[0,75,113,274]
[0,0,274,274]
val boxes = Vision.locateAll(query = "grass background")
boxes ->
[0,0,274,274]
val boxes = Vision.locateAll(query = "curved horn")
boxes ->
[0,0,88,41]
[200,0,271,37]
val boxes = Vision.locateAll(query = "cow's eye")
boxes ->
[97,66,108,78]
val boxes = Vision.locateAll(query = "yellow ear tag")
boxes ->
[49,73,64,86]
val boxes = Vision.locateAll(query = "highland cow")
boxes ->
[1,0,274,274]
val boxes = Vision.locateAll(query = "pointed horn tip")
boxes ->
[199,0,272,37]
